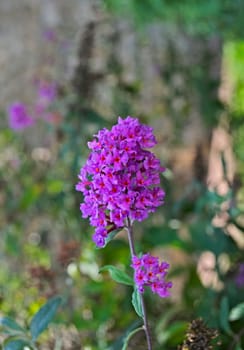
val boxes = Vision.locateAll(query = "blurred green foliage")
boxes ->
[224,41,244,198]
[0,296,62,350]
[1,99,243,348]
[103,0,244,38]
[225,42,244,116]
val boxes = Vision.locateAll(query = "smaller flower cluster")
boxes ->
[7,80,58,131]
[131,253,172,298]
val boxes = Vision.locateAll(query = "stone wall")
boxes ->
[0,0,222,188]
[0,0,96,105]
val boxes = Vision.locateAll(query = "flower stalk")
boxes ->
[126,219,152,350]
[76,116,173,350]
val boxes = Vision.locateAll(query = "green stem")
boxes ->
[126,219,153,350]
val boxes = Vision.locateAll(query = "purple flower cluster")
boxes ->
[7,80,58,131]
[131,254,172,298]
[8,102,34,130]
[76,116,165,247]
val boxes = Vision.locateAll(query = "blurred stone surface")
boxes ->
[0,0,222,189]
[0,0,97,106]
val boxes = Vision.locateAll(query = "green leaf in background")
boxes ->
[19,185,41,210]
[4,231,20,256]
[3,338,30,350]
[229,302,244,321]
[122,326,144,350]
[99,265,134,286]
[0,317,25,335]
[47,179,64,194]
[189,223,236,257]
[220,297,233,336]
[108,320,142,350]
[144,225,192,252]
[132,288,143,318]
[30,296,62,341]
[157,321,188,346]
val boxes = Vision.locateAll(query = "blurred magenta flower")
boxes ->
[131,253,172,298]
[8,102,34,130]
[37,80,57,108]
[42,28,58,43]
[8,79,59,131]
[76,116,165,247]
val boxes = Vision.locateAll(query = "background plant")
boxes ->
[0,296,62,350]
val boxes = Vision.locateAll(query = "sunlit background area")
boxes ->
[0,1,244,349]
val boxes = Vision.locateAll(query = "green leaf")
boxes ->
[30,296,62,341]
[3,338,30,350]
[189,223,236,257]
[104,229,122,246]
[155,306,182,336]
[132,288,143,318]
[229,302,244,321]
[0,317,25,334]
[220,297,233,335]
[144,226,191,252]
[157,321,188,346]
[122,326,144,350]
[19,185,40,210]
[99,265,134,286]
[108,320,142,350]
[234,343,243,350]
[47,180,64,194]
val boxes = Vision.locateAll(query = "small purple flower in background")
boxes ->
[235,263,244,288]
[76,116,165,247]
[131,253,172,298]
[8,102,34,130]
[32,80,59,121]
[7,79,59,131]
[42,28,58,43]
[37,80,57,108]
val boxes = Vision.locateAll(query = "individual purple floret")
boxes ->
[76,116,165,247]
[235,263,244,288]
[8,102,34,130]
[131,253,172,298]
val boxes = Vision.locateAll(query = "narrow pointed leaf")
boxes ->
[100,265,134,286]
[122,326,144,350]
[3,338,30,350]
[220,297,233,335]
[0,317,25,334]
[105,229,122,246]
[132,288,143,318]
[108,320,142,350]
[30,296,62,341]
